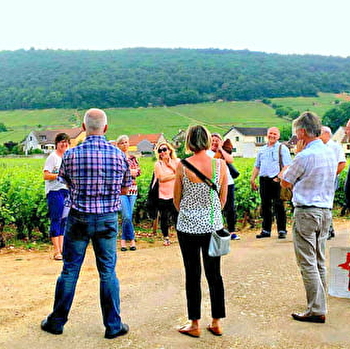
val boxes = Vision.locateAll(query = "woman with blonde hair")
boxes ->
[174,125,228,337]
[116,135,141,251]
[154,141,180,246]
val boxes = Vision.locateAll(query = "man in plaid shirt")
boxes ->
[41,108,132,339]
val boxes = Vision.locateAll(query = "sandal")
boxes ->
[129,246,137,251]
[178,325,201,338]
[53,253,63,261]
[206,324,223,336]
[120,247,127,252]
[163,238,171,246]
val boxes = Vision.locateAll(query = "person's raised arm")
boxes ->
[173,164,183,211]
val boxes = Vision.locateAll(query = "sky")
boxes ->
[2,0,350,57]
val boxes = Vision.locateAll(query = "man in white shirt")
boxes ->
[281,112,337,324]
[319,126,346,239]
[343,119,350,216]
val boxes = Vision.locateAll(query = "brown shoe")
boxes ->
[292,312,325,323]
[178,325,200,338]
[207,324,223,336]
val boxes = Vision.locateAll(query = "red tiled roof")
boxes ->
[34,128,84,144]
[128,133,163,146]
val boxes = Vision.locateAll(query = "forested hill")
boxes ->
[1,48,350,110]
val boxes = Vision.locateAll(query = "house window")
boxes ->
[235,136,239,142]
[29,136,32,141]
[256,136,264,143]
[347,145,350,150]
[233,148,237,152]
[39,135,46,141]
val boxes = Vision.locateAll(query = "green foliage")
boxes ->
[0,159,49,243]
[271,93,339,118]
[322,102,350,130]
[0,122,7,132]
[0,157,348,246]
[0,48,350,111]
[0,101,291,144]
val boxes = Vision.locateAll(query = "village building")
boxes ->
[333,125,350,157]
[224,126,268,158]
[110,133,166,156]
[22,128,85,154]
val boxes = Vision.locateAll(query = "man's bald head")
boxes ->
[83,108,108,135]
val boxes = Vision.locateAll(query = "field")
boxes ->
[0,156,348,246]
[0,92,341,144]
[271,92,340,117]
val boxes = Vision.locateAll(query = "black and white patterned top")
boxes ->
[176,159,223,235]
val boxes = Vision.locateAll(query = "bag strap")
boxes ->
[181,159,218,193]
[278,144,283,171]
[181,159,222,226]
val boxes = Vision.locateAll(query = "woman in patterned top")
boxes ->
[173,125,228,338]
[154,141,180,246]
[116,135,141,251]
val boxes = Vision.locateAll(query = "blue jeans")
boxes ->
[120,195,137,240]
[46,209,122,336]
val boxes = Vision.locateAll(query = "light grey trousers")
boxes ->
[292,207,332,316]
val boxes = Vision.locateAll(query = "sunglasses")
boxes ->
[158,147,168,153]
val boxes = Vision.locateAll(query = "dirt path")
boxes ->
[1,220,350,349]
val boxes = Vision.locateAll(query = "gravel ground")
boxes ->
[1,219,350,349]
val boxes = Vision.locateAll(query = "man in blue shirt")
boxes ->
[250,127,292,239]
[41,108,132,339]
[281,111,337,324]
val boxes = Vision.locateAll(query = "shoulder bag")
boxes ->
[146,172,159,220]
[227,162,240,179]
[278,144,293,202]
[181,159,231,257]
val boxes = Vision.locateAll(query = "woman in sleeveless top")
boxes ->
[173,125,228,338]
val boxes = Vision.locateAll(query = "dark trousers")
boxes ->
[259,176,286,232]
[157,198,177,238]
[345,169,350,209]
[223,184,236,232]
[177,231,226,320]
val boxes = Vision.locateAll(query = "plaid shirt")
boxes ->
[59,135,132,214]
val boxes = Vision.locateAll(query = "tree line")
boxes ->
[1,48,350,110]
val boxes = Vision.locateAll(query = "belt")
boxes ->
[295,205,331,210]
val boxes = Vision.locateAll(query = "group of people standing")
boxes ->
[41,107,349,340]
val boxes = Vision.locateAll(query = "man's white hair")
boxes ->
[84,108,107,132]
[321,126,332,136]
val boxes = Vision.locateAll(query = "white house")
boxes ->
[333,126,350,157]
[23,128,85,154]
[224,126,268,158]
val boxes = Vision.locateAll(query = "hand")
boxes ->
[296,140,306,153]
[250,181,258,191]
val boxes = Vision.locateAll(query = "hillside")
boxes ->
[1,48,350,111]
[0,93,341,144]
[0,93,346,144]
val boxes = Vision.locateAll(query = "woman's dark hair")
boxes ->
[55,133,71,148]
